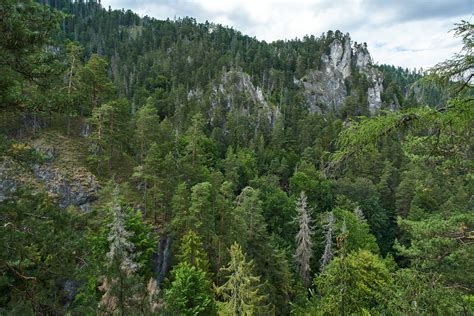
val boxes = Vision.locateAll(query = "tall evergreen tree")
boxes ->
[165,263,216,316]
[177,230,210,272]
[294,191,313,288]
[134,101,159,163]
[320,211,335,272]
[99,186,141,315]
[216,243,268,315]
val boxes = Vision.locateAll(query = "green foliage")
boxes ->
[1,1,471,314]
[165,262,216,315]
[177,230,210,272]
[1,138,45,165]
[0,0,63,110]
[335,177,391,252]
[289,161,334,212]
[386,268,473,315]
[0,188,86,314]
[79,54,115,113]
[71,184,157,314]
[395,213,474,288]
[332,208,379,254]
[134,101,160,162]
[87,99,131,174]
[313,250,392,315]
[216,243,269,315]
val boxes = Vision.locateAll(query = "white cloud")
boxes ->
[101,0,472,69]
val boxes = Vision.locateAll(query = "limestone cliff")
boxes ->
[207,69,280,128]
[353,43,384,115]
[298,34,384,115]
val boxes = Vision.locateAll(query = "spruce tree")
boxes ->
[165,263,216,316]
[294,191,314,288]
[99,186,141,315]
[177,230,210,272]
[216,242,268,315]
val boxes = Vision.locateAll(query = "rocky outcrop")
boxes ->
[353,43,383,115]
[300,68,347,113]
[0,132,100,211]
[0,157,47,202]
[299,35,384,115]
[32,164,99,210]
[0,159,22,202]
[30,135,100,210]
[299,34,352,113]
[327,35,352,79]
[209,70,280,127]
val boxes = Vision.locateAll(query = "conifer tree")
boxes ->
[79,54,115,114]
[165,263,216,316]
[294,191,314,288]
[0,0,62,109]
[87,99,130,174]
[99,186,141,315]
[177,230,210,272]
[320,211,335,272]
[171,182,191,234]
[134,101,159,162]
[314,250,392,315]
[63,41,84,134]
[216,242,268,315]
[233,187,267,250]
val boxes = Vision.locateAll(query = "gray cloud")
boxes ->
[365,0,472,22]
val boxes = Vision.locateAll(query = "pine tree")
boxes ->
[87,99,130,174]
[294,191,314,288]
[63,41,84,134]
[233,187,267,251]
[0,0,62,109]
[134,101,159,163]
[171,182,191,234]
[216,242,268,315]
[78,54,115,114]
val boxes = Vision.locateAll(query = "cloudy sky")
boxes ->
[101,0,472,69]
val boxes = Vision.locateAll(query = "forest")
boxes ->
[0,0,472,315]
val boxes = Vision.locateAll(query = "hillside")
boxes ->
[0,0,472,314]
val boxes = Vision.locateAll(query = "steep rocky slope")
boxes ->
[0,129,100,211]
[296,34,383,114]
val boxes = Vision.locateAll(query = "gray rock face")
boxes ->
[0,137,101,211]
[353,43,383,115]
[299,34,352,112]
[32,164,100,210]
[327,36,352,79]
[353,43,372,69]
[0,160,19,202]
[299,35,384,115]
[209,70,281,127]
[300,68,347,113]
[367,78,383,115]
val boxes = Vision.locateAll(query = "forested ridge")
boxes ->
[0,0,472,314]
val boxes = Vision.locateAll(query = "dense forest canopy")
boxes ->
[0,0,472,314]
